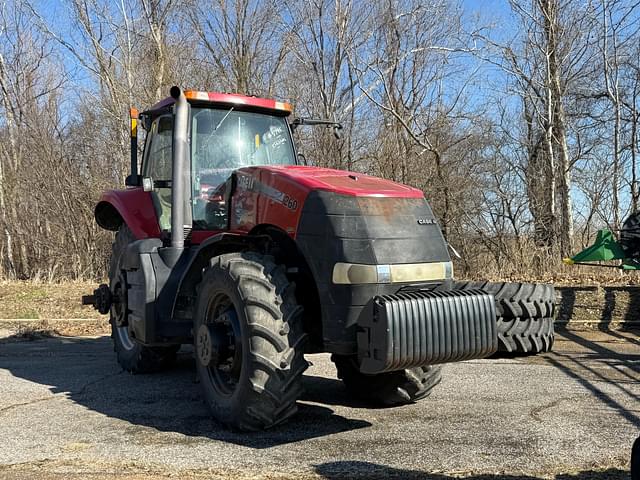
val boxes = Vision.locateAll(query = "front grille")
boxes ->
[357,289,497,373]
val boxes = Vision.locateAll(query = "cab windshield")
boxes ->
[192,107,294,168]
[191,107,295,230]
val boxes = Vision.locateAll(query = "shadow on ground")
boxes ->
[1,325,638,464]
[314,461,628,479]
[556,284,640,331]
[0,336,370,449]
[544,330,640,428]
[495,286,640,430]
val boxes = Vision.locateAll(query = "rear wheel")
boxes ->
[332,355,442,406]
[450,281,555,354]
[109,226,178,373]
[194,252,307,431]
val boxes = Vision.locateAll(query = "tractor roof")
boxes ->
[146,90,293,116]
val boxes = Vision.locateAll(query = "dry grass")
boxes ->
[2,321,60,341]
[455,236,640,286]
[0,281,109,338]
[0,281,103,319]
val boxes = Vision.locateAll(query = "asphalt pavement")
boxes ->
[0,329,638,479]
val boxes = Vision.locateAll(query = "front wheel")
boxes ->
[194,252,308,431]
[332,355,442,406]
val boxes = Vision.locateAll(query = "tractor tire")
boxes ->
[109,226,178,373]
[496,316,555,353]
[331,355,442,406]
[448,281,555,354]
[450,281,555,319]
[193,252,308,431]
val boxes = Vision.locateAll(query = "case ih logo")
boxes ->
[417,217,436,225]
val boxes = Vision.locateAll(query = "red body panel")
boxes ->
[248,167,312,235]
[97,188,161,239]
[99,166,424,243]
[148,91,292,115]
[265,166,424,198]
[225,166,423,240]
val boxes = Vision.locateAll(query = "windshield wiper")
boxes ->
[214,106,234,131]
[201,107,235,151]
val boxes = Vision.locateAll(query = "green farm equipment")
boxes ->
[565,214,640,480]
[564,213,640,270]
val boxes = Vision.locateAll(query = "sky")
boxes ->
[27,0,633,223]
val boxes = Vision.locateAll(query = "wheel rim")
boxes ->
[116,326,136,351]
[199,293,243,397]
[110,270,134,351]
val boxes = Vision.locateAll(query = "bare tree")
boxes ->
[348,0,482,237]
[279,0,371,169]
[0,0,65,277]
[187,0,287,96]
[478,0,599,257]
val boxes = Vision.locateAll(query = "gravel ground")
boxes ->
[0,329,638,479]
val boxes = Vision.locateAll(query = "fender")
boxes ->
[170,232,270,319]
[95,188,161,239]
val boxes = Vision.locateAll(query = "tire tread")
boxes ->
[449,281,555,354]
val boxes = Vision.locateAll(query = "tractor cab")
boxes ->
[134,90,297,235]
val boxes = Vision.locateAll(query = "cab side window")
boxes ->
[144,115,173,182]
[143,115,173,232]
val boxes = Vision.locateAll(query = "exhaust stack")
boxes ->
[169,86,192,251]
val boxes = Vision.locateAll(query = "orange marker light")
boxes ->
[129,108,139,138]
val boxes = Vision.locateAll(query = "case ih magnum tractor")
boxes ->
[84,87,555,431]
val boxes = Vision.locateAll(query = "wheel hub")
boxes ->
[81,284,113,315]
[196,311,240,368]
[196,324,217,367]
[197,304,243,395]
[111,272,128,327]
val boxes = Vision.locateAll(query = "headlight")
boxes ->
[332,261,453,285]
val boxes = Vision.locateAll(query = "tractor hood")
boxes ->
[260,166,424,199]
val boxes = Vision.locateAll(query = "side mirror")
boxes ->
[333,125,343,140]
[139,113,152,131]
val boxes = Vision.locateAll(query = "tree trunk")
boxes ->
[632,103,638,213]
[542,0,574,256]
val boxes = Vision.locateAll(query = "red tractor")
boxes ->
[84,87,555,431]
